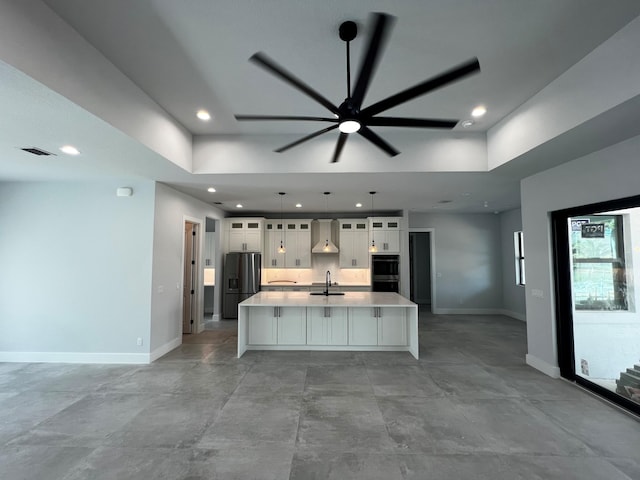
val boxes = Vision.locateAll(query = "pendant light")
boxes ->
[369,191,378,253]
[278,192,286,253]
[323,192,331,252]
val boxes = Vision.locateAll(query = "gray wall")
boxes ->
[408,213,503,312]
[0,181,155,360]
[521,134,640,376]
[150,183,224,352]
[500,208,526,320]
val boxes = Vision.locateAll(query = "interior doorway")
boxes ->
[409,230,433,310]
[182,220,199,334]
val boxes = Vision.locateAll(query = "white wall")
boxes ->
[521,134,640,377]
[408,212,503,313]
[150,183,224,356]
[0,180,156,362]
[0,0,192,171]
[500,208,526,320]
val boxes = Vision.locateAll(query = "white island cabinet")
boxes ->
[237,292,418,359]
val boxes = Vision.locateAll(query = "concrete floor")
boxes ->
[1,311,639,479]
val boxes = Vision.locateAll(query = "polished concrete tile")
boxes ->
[104,393,229,448]
[62,446,187,480]
[186,445,295,480]
[377,395,492,454]
[10,393,156,447]
[427,363,521,399]
[290,452,403,480]
[197,393,301,448]
[304,365,373,394]
[365,365,444,397]
[0,445,94,480]
[234,363,307,395]
[297,393,397,453]
[1,311,639,480]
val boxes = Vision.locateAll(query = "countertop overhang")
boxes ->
[240,291,415,307]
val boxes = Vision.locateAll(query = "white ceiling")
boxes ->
[2,1,640,214]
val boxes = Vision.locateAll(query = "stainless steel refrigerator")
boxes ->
[222,252,261,319]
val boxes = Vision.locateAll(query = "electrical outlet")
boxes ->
[137,337,143,346]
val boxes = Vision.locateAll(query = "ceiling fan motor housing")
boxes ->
[339,21,357,42]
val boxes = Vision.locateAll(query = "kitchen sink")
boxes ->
[309,292,345,296]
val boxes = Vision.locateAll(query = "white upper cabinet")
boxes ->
[369,217,401,254]
[284,220,312,268]
[263,219,311,268]
[264,221,285,267]
[224,218,264,253]
[338,219,369,268]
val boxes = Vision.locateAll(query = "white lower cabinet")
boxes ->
[348,308,379,346]
[247,305,406,348]
[248,307,278,345]
[277,307,307,344]
[307,307,348,345]
[248,306,306,345]
[378,308,407,346]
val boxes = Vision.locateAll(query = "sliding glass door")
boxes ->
[553,196,640,415]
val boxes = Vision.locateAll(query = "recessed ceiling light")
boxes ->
[471,105,487,118]
[236,204,243,208]
[461,120,474,128]
[295,203,302,208]
[197,110,211,121]
[60,145,80,155]
[207,187,216,193]
[355,203,363,208]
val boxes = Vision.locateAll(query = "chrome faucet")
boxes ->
[325,270,331,296]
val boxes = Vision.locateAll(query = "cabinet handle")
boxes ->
[324,307,331,318]
[352,259,356,266]
[274,306,281,317]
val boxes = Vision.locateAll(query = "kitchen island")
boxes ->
[237,291,418,359]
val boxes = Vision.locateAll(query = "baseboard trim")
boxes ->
[431,308,526,321]
[526,354,561,378]
[498,309,526,322]
[0,351,150,364]
[149,337,181,362]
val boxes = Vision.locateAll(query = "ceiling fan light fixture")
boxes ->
[338,120,361,133]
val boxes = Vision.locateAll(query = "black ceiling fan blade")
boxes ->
[331,133,349,163]
[366,117,458,129]
[358,126,399,156]
[235,115,338,123]
[350,13,395,110]
[361,57,480,117]
[250,52,339,115]
[274,124,339,153]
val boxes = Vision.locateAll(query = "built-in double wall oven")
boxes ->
[371,255,400,292]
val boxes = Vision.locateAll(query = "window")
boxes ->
[514,231,525,286]
[569,215,628,310]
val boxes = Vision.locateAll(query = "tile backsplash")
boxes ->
[262,254,370,285]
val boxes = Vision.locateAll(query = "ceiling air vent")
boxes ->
[21,147,55,156]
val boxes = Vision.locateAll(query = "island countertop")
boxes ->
[240,291,415,307]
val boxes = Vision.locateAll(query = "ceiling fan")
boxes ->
[235,12,480,163]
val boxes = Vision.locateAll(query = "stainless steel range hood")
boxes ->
[312,219,339,253]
